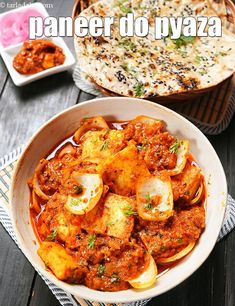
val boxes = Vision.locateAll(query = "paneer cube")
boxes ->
[81,129,125,163]
[38,242,84,282]
[100,143,150,196]
[81,200,107,234]
[102,193,135,240]
[48,210,80,242]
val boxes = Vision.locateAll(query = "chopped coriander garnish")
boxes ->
[91,138,98,145]
[87,234,96,249]
[111,273,120,283]
[220,51,227,56]
[46,228,57,241]
[139,48,148,55]
[107,221,115,226]
[137,143,146,151]
[157,232,163,238]
[216,51,228,57]
[83,117,89,121]
[134,82,144,97]
[123,204,137,216]
[118,2,132,13]
[160,245,167,251]
[177,49,187,58]
[100,140,109,151]
[104,128,110,136]
[97,264,105,277]
[199,69,207,76]
[145,193,153,210]
[73,185,83,194]
[173,35,195,48]
[177,237,183,244]
[195,55,204,64]
[121,62,129,72]
[118,39,136,51]
[169,139,180,154]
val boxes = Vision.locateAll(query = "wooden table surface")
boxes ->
[0,1,235,305]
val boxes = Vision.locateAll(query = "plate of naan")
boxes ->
[74,0,235,99]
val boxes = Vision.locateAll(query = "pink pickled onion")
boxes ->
[0,9,44,47]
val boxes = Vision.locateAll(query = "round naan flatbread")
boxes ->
[75,0,235,98]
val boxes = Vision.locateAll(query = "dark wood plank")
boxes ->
[0,0,79,158]
[0,58,8,95]
[0,223,35,306]
[0,70,79,156]
[0,2,55,305]
[0,1,79,306]
[224,116,235,306]
[0,0,34,92]
[29,276,59,306]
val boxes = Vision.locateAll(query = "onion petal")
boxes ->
[58,144,76,159]
[0,9,43,47]
[129,255,158,289]
[158,241,196,264]
[190,180,204,205]
[74,116,109,143]
[168,140,189,176]
[31,191,41,214]
[136,172,174,222]
[33,159,49,201]
[65,173,103,215]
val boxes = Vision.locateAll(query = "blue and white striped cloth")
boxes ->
[0,147,234,306]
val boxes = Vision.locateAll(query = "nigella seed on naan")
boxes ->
[75,0,235,98]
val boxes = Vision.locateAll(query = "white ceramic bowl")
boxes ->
[0,3,75,86]
[10,97,227,303]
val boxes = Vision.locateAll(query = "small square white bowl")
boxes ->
[0,3,76,86]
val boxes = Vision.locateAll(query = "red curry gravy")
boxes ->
[13,39,65,75]
[29,117,206,291]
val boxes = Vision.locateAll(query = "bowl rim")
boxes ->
[10,97,227,303]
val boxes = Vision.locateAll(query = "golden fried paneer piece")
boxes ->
[171,161,201,202]
[82,192,135,239]
[81,129,126,164]
[102,193,135,240]
[38,242,86,282]
[100,142,150,196]
[52,212,80,241]
[37,194,81,242]
[81,199,107,234]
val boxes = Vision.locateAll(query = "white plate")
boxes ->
[10,97,227,303]
[0,3,75,86]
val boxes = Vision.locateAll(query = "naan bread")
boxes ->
[75,0,235,98]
